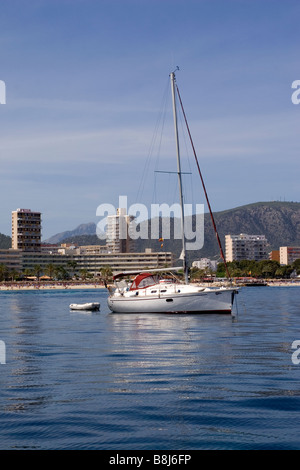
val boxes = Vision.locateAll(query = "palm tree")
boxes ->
[44,264,55,279]
[100,266,113,286]
[54,265,69,280]
[33,264,42,281]
[0,263,8,281]
[8,269,20,281]
[79,268,89,280]
[67,261,77,279]
[23,268,33,279]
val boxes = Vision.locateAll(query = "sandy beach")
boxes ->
[267,280,300,287]
[0,281,106,291]
[1,280,299,291]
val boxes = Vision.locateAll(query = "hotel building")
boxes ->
[11,208,41,252]
[279,246,300,265]
[0,248,173,277]
[225,233,268,262]
[1,207,174,277]
[106,208,135,253]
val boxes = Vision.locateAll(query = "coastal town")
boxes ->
[0,207,299,289]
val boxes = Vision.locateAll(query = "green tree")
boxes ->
[259,260,279,278]
[54,265,69,280]
[190,267,206,281]
[23,268,33,279]
[292,259,300,275]
[67,261,78,279]
[33,264,43,281]
[8,269,20,281]
[100,266,113,286]
[275,265,293,279]
[44,264,55,279]
[79,268,89,280]
[0,263,9,281]
[216,262,226,278]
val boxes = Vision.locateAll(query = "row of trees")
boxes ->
[0,262,113,283]
[215,259,300,279]
[1,258,300,283]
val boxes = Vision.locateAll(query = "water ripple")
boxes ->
[0,287,299,449]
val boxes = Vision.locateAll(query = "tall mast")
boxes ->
[170,70,188,284]
[175,82,231,280]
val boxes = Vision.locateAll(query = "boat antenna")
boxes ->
[170,69,189,284]
[175,80,231,280]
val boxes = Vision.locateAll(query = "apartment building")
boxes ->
[192,258,218,272]
[20,249,174,276]
[279,246,300,265]
[106,208,135,253]
[11,208,41,252]
[225,233,268,262]
[269,250,280,262]
[0,249,22,272]
[4,207,174,276]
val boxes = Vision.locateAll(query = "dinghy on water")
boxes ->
[70,302,100,311]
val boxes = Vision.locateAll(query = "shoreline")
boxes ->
[1,280,300,291]
[267,281,300,287]
[0,281,106,291]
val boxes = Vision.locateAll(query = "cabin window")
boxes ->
[138,276,156,288]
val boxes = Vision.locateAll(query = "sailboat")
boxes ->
[107,70,238,314]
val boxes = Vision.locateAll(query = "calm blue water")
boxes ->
[0,286,299,450]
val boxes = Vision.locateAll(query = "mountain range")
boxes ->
[1,201,300,262]
[43,222,98,245]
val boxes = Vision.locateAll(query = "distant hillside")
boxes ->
[184,200,300,262]
[43,222,98,244]
[42,201,300,263]
[0,233,11,249]
[207,201,300,255]
[61,234,106,246]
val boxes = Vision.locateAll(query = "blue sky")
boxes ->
[0,0,299,239]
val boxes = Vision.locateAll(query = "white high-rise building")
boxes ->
[106,208,135,253]
[225,233,268,262]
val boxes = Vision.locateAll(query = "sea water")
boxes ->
[0,286,299,450]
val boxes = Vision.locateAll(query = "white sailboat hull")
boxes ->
[107,288,237,314]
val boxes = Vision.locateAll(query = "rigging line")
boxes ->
[175,82,231,280]
[178,100,195,210]
[136,78,170,202]
[152,88,169,205]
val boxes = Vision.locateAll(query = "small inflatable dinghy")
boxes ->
[70,302,100,311]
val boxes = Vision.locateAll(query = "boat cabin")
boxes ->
[129,273,159,291]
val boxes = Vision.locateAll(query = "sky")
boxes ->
[0,0,299,239]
